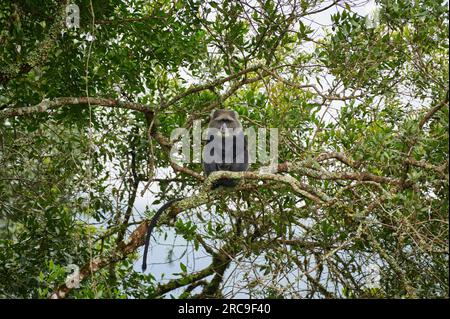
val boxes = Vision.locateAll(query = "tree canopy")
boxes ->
[0,0,448,299]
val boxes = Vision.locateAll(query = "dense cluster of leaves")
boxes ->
[0,0,448,298]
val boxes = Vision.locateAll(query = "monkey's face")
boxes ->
[208,109,242,137]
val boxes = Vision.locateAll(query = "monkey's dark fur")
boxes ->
[203,109,249,188]
[141,109,249,271]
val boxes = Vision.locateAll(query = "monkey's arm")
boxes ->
[203,134,220,176]
[231,134,249,172]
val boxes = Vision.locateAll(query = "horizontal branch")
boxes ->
[153,265,215,297]
[1,65,266,119]
[405,158,448,179]
[0,97,152,119]
[277,161,400,185]
[205,171,327,204]
[316,152,361,168]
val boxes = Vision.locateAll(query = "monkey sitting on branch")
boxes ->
[141,109,249,271]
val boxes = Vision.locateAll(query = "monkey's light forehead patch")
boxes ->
[212,109,236,118]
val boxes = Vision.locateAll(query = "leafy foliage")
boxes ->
[0,0,448,298]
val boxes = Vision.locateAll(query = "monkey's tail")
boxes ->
[142,198,182,272]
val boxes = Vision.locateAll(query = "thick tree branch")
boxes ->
[316,152,361,168]
[153,265,215,297]
[277,161,400,186]
[418,93,449,130]
[0,97,152,118]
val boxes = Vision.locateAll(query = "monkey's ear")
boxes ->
[209,109,217,119]
[233,110,240,120]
